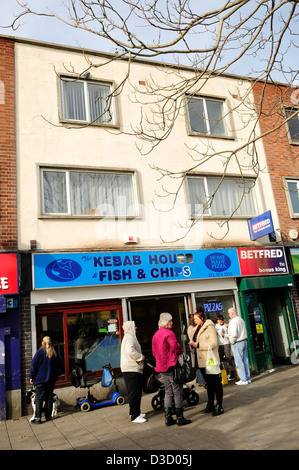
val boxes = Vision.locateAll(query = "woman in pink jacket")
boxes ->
[152,312,191,426]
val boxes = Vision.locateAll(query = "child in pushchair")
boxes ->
[143,357,199,411]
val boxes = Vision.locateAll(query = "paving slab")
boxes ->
[1,365,299,455]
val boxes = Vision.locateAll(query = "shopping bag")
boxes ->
[205,346,221,375]
[101,367,113,387]
[174,354,196,385]
[221,366,228,385]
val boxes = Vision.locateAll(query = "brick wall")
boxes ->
[252,82,299,242]
[19,291,32,415]
[0,38,17,250]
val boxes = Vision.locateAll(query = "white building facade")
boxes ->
[9,37,295,411]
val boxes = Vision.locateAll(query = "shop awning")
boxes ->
[238,275,294,291]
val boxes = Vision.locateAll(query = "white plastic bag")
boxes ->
[205,346,221,375]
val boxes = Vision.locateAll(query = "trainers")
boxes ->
[235,380,248,385]
[130,413,146,419]
[132,415,147,423]
[31,418,42,424]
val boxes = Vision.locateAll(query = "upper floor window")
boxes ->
[187,96,227,137]
[187,176,257,217]
[60,77,114,124]
[285,108,299,144]
[285,179,299,217]
[41,168,137,217]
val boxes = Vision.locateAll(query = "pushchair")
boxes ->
[143,357,199,411]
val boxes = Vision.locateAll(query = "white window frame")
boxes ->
[186,175,258,218]
[40,167,138,218]
[186,95,229,138]
[285,178,299,217]
[59,76,116,126]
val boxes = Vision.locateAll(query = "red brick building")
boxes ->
[0,37,22,419]
[0,37,17,249]
[252,81,299,326]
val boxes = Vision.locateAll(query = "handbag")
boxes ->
[174,353,196,385]
[205,346,221,375]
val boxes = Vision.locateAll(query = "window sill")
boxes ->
[39,215,139,220]
[59,119,119,130]
[187,132,235,141]
[190,215,255,220]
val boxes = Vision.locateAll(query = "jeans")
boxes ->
[231,340,251,382]
[160,369,183,408]
[197,368,205,385]
[35,381,55,420]
[123,372,143,421]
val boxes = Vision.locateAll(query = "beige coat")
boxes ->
[194,319,220,368]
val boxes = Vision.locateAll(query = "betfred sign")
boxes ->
[238,247,287,276]
[248,210,274,240]
[0,253,19,295]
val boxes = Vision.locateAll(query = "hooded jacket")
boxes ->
[120,321,144,374]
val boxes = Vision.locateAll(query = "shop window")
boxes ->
[195,292,235,324]
[36,302,122,384]
[187,175,257,218]
[245,292,266,353]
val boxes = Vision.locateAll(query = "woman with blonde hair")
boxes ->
[29,336,60,424]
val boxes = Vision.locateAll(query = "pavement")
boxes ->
[1,364,299,454]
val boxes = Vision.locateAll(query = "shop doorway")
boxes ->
[129,295,191,357]
[262,290,295,364]
[239,284,298,373]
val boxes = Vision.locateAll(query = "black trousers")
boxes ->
[199,368,223,406]
[35,381,55,420]
[123,372,143,421]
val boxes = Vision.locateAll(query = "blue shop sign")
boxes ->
[33,249,241,289]
[248,210,274,241]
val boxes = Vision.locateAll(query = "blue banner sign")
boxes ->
[248,210,274,241]
[33,249,241,289]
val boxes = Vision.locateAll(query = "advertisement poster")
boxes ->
[248,210,275,240]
